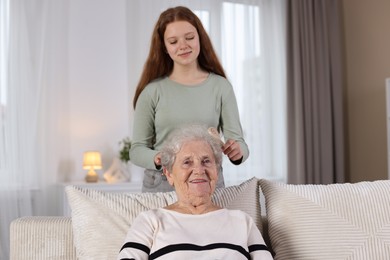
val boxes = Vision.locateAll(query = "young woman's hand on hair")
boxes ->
[154,153,162,170]
[222,140,243,163]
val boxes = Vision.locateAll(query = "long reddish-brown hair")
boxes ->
[133,6,226,109]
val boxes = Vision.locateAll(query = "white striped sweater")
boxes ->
[117,208,273,260]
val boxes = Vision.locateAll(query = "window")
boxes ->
[193,10,210,33]
[194,2,287,185]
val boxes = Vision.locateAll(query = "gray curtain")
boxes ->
[287,0,345,184]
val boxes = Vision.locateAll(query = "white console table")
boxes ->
[59,181,142,216]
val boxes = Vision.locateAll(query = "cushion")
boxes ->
[259,179,390,260]
[66,177,260,260]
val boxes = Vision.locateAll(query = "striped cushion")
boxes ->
[259,179,390,260]
[66,177,260,260]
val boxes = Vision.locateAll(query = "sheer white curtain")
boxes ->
[127,0,287,186]
[0,1,68,258]
[220,0,287,185]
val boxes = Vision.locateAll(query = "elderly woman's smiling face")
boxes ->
[165,139,219,200]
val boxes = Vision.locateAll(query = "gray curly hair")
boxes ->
[160,124,223,172]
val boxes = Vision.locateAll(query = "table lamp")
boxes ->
[83,151,102,182]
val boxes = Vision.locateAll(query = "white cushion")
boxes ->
[66,177,260,260]
[259,179,390,260]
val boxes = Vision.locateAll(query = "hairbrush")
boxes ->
[208,127,224,146]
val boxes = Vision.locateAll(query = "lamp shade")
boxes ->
[83,151,102,170]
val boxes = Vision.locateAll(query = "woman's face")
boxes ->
[164,21,200,68]
[165,140,218,200]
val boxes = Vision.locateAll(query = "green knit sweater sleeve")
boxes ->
[219,79,249,163]
[129,83,161,170]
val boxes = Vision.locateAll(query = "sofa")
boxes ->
[10,177,390,260]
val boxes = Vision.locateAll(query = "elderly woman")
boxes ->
[117,125,273,259]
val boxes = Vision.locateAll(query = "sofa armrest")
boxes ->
[10,216,77,260]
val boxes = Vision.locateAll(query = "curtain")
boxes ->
[286,0,345,184]
[220,0,287,185]
[127,0,287,186]
[0,1,68,258]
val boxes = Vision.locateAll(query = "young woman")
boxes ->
[130,6,249,192]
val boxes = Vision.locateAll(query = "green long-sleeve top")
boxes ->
[130,73,249,170]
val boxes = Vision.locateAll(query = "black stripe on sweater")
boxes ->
[149,243,250,259]
[248,244,270,253]
[119,242,150,255]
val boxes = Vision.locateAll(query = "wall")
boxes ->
[342,0,390,181]
[67,0,143,183]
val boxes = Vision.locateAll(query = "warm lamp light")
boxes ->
[83,151,102,182]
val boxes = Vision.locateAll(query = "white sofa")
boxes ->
[10,178,390,260]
